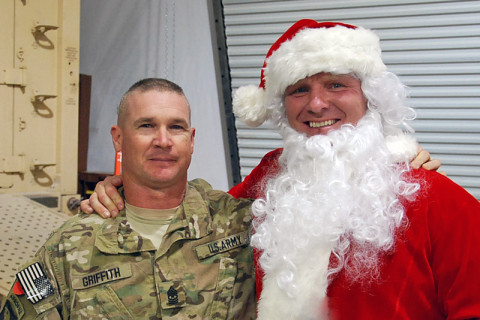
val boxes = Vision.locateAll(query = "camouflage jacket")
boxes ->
[0,179,256,319]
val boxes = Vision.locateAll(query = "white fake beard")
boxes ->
[252,111,419,319]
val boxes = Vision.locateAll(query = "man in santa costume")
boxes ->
[229,19,480,319]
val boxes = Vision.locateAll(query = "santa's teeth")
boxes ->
[309,120,336,128]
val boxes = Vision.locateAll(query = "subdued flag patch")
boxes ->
[16,262,54,304]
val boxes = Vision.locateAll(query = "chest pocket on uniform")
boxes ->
[157,257,238,319]
[71,265,134,320]
[95,286,134,320]
[207,257,237,319]
[71,285,134,320]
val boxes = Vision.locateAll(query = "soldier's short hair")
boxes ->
[117,78,190,124]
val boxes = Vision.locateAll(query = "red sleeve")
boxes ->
[417,170,480,318]
[228,148,283,199]
[254,248,264,301]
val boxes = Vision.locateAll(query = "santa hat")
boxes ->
[233,19,387,127]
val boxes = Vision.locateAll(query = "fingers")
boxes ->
[79,193,111,218]
[106,175,124,188]
[422,158,442,171]
[79,175,125,219]
[91,180,118,218]
[101,176,125,217]
[410,146,442,172]
[88,192,114,218]
[80,199,94,214]
[410,146,430,170]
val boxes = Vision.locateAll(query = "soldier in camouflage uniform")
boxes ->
[0,78,256,319]
[0,180,255,320]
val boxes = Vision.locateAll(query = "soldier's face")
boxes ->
[284,72,367,137]
[111,90,195,189]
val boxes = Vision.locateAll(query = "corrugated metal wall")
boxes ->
[223,0,480,200]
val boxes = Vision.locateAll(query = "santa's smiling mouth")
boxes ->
[308,119,338,128]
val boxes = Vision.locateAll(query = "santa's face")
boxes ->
[284,72,367,137]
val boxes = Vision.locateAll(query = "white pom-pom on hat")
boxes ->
[232,85,267,127]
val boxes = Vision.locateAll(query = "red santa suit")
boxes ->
[229,148,480,320]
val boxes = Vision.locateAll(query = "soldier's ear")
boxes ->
[190,128,195,154]
[111,125,122,152]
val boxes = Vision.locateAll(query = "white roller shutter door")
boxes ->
[223,0,480,200]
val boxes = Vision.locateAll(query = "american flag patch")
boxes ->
[16,262,55,304]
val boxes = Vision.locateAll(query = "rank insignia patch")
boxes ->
[16,262,55,304]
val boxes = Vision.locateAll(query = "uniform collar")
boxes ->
[95,181,213,255]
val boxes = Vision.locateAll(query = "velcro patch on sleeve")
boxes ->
[195,231,250,259]
[1,293,25,320]
[16,262,55,305]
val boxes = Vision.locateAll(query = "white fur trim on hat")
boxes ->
[265,26,386,102]
[232,85,268,127]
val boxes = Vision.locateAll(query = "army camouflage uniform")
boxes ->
[0,179,256,319]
